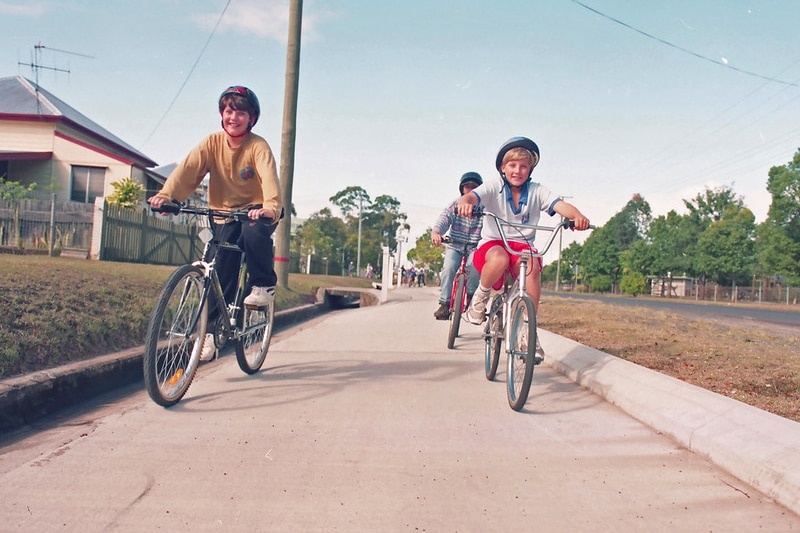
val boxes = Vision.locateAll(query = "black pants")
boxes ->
[208,217,276,323]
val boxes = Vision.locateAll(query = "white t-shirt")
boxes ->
[473,176,561,247]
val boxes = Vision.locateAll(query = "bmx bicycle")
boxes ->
[441,236,476,349]
[143,201,278,407]
[481,211,591,411]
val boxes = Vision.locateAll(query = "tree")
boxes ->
[328,186,407,275]
[620,271,647,296]
[694,205,757,286]
[0,177,38,249]
[581,194,651,287]
[107,177,145,208]
[683,185,744,226]
[0,176,37,201]
[407,228,444,276]
[757,150,800,284]
[294,207,349,272]
[329,186,370,217]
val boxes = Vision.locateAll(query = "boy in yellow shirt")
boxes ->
[148,86,282,360]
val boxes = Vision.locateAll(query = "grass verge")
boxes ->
[538,294,800,423]
[0,255,371,380]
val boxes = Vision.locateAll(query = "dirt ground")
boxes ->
[537,296,800,423]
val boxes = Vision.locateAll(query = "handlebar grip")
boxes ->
[151,202,181,215]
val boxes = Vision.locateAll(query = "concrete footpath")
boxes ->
[0,285,798,531]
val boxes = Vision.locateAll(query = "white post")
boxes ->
[380,245,390,303]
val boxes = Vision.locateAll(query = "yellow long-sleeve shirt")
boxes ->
[156,131,282,219]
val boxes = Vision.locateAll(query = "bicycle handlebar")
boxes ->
[151,201,281,225]
[482,211,594,259]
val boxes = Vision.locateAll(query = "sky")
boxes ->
[3,0,800,266]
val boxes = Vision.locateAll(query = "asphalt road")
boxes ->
[1,286,798,531]
[545,290,800,328]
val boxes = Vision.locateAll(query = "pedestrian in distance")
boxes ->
[456,136,591,355]
[431,172,484,320]
[148,85,282,361]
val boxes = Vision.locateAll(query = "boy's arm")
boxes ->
[456,191,478,217]
[553,200,591,230]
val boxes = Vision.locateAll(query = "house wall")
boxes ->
[1,118,149,201]
[0,119,54,152]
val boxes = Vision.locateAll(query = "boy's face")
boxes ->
[221,105,252,137]
[501,159,532,187]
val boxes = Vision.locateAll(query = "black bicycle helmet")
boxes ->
[459,171,483,194]
[219,86,261,129]
[495,136,540,178]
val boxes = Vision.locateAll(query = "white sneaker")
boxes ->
[198,333,217,362]
[244,285,275,307]
[465,289,490,325]
[535,337,545,358]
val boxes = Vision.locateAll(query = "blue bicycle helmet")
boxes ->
[495,136,540,178]
[219,86,261,129]
[459,171,483,194]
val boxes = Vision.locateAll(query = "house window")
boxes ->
[71,166,106,203]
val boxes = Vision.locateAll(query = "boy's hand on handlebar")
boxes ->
[570,215,591,231]
[431,230,443,246]
[147,196,179,216]
[248,206,276,220]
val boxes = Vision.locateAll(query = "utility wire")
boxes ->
[140,0,232,149]
[569,0,799,88]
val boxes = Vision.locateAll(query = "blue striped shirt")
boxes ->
[433,198,483,250]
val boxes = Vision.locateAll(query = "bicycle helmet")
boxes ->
[495,136,540,178]
[219,86,261,129]
[459,171,483,194]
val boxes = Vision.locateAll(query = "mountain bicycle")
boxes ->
[143,202,278,407]
[480,211,592,411]
[441,236,476,349]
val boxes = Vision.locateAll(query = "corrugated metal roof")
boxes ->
[0,75,157,167]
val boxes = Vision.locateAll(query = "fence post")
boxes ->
[48,193,57,257]
[92,197,106,260]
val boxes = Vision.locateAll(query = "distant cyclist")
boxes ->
[148,85,282,360]
[457,137,590,354]
[430,172,484,320]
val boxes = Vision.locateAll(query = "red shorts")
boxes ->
[473,240,542,291]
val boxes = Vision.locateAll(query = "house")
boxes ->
[0,75,163,203]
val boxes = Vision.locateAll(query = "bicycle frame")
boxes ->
[480,211,590,410]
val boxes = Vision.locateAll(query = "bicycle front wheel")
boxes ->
[484,296,503,381]
[507,297,537,411]
[447,274,466,349]
[235,298,275,374]
[143,264,207,407]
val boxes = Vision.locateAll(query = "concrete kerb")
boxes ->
[539,328,800,517]
[0,301,336,435]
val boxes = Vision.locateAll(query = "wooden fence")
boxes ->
[0,198,93,253]
[100,202,204,265]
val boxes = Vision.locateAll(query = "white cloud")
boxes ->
[0,1,45,16]
[191,0,329,42]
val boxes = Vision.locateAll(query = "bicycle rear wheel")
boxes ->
[235,298,275,374]
[447,274,466,349]
[507,297,536,411]
[143,264,207,407]
[484,296,503,381]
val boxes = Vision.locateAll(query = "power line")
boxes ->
[569,0,800,88]
[140,0,232,149]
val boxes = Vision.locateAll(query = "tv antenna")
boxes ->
[18,41,94,85]
[18,42,94,113]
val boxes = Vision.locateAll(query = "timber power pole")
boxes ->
[275,0,303,288]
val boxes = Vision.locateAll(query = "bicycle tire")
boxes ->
[447,274,466,349]
[143,264,207,407]
[484,296,503,381]
[235,298,275,374]
[507,297,536,411]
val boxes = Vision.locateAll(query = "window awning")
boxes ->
[0,151,53,161]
